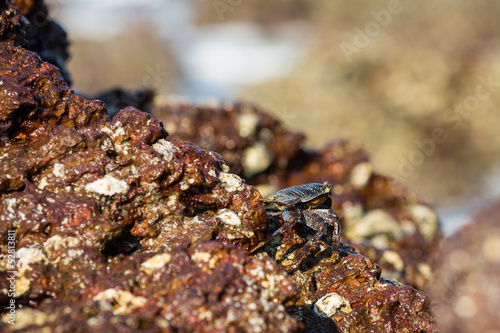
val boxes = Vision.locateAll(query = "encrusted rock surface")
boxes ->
[0,0,28,44]
[294,252,437,332]
[1,2,439,332]
[0,33,266,256]
[430,201,500,333]
[0,241,301,332]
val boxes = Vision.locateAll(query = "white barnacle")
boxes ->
[314,293,352,318]
[16,248,46,270]
[191,252,211,263]
[140,253,172,274]
[52,163,65,177]
[350,162,373,189]
[242,143,272,178]
[236,112,260,138]
[167,193,178,206]
[215,209,241,226]
[152,139,179,162]
[220,172,244,192]
[14,248,46,297]
[93,289,147,315]
[37,177,48,190]
[408,204,438,241]
[85,174,129,196]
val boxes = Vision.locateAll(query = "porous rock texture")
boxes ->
[0,1,439,332]
[1,240,301,332]
[293,252,437,332]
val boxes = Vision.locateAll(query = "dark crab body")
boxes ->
[251,182,341,269]
[262,182,333,210]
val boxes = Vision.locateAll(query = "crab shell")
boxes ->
[267,181,332,208]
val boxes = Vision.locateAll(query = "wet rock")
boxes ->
[0,28,265,255]
[0,241,302,332]
[289,252,438,332]
[1,183,121,252]
[430,201,500,332]
[0,0,28,44]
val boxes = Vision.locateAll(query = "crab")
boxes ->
[251,182,341,269]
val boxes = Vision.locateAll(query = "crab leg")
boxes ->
[259,195,301,207]
[250,207,301,253]
[290,223,327,268]
[331,220,341,252]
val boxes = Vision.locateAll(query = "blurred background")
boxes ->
[50,0,500,234]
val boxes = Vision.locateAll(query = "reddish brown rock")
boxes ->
[0,25,265,258]
[0,0,28,43]
[0,3,292,331]
[1,241,302,332]
[297,253,438,332]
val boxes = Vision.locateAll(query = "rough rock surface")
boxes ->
[0,241,301,332]
[291,251,438,332]
[0,2,439,332]
[0,1,27,44]
[153,102,443,291]
[430,201,500,333]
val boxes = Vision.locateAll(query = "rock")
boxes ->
[430,201,500,332]
[290,252,438,332]
[151,100,443,330]
[0,241,302,332]
[0,0,28,44]
[0,4,299,330]
[0,32,265,254]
